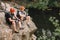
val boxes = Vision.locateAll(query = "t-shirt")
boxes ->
[19,11,26,17]
[5,12,15,24]
[17,10,28,19]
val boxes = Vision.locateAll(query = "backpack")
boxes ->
[16,10,28,19]
[16,10,20,19]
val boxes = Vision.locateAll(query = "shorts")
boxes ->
[23,17,26,21]
[6,21,12,25]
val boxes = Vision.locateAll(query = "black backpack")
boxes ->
[16,10,20,19]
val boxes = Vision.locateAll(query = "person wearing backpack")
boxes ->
[5,8,21,33]
[17,6,30,25]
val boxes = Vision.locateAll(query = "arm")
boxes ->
[14,15,20,21]
[8,18,15,22]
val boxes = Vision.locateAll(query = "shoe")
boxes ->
[15,30,19,33]
[15,31,19,33]
[20,28,24,30]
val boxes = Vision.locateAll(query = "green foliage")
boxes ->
[49,16,60,36]
[9,0,60,10]
[37,29,47,40]
[37,14,60,40]
[53,1,60,7]
[37,29,53,40]
[27,0,49,10]
[26,0,60,10]
[2,0,60,10]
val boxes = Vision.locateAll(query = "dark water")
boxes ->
[28,7,60,39]
[28,7,59,30]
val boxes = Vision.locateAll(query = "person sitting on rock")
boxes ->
[17,6,30,25]
[5,8,21,33]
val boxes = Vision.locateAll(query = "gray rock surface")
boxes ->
[0,2,37,40]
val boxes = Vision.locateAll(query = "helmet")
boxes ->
[10,8,15,13]
[20,6,25,11]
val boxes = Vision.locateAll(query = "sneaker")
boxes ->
[15,31,19,33]
[14,30,19,33]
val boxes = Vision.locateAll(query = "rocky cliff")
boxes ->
[0,2,37,40]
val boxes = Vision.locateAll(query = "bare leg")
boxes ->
[18,21,21,30]
[12,21,18,32]
[21,16,24,21]
[26,16,30,24]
